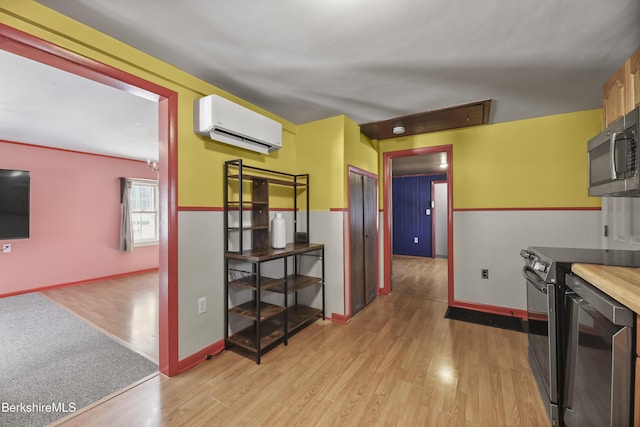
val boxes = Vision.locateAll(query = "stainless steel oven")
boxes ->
[521,248,570,426]
[520,247,640,427]
[563,273,633,427]
[523,265,561,424]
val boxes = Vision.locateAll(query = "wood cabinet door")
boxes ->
[363,175,377,305]
[349,170,378,314]
[603,65,626,126]
[626,47,640,113]
[349,171,366,315]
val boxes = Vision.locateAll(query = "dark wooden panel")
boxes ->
[251,178,269,203]
[226,304,321,353]
[224,242,324,262]
[269,275,323,294]
[360,99,491,140]
[227,274,285,290]
[349,171,365,315]
[228,300,285,321]
[229,174,308,187]
[226,315,285,352]
[251,178,269,252]
[363,175,378,305]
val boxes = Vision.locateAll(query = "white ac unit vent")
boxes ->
[194,95,282,154]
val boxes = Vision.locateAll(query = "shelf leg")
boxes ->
[322,247,325,320]
[255,262,261,365]
[284,257,288,346]
[224,258,229,348]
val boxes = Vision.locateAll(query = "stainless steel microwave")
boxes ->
[587,106,639,197]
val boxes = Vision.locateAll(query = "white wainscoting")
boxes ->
[453,209,602,310]
[602,197,640,250]
[177,209,347,361]
[177,210,224,360]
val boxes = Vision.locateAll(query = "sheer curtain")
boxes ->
[119,178,133,252]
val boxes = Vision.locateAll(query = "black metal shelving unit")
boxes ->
[223,159,324,364]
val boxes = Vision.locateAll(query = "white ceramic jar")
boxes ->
[271,213,286,249]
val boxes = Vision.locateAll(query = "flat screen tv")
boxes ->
[0,169,30,239]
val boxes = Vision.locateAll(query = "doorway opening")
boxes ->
[0,23,179,375]
[382,145,453,304]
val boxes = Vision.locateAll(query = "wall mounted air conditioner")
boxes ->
[194,94,282,154]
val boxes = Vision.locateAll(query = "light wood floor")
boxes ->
[391,255,448,303]
[42,271,159,363]
[51,258,548,426]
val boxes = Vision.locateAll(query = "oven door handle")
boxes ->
[522,266,547,294]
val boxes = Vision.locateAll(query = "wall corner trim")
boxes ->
[177,339,226,374]
[331,313,352,324]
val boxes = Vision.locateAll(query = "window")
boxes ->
[130,179,158,246]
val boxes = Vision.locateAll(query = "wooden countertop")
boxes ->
[572,263,640,314]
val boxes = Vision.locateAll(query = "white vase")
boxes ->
[271,213,286,249]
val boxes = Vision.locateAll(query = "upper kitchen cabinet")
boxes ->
[603,66,626,126]
[603,47,640,127]
[626,47,640,113]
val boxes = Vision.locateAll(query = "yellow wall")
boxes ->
[1,2,603,213]
[378,109,603,209]
[0,1,300,210]
[295,115,378,210]
[295,116,345,210]
[343,116,378,203]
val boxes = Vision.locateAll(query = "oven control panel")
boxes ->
[521,249,553,281]
[533,260,550,274]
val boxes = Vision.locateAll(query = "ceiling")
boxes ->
[393,153,447,177]
[0,49,159,161]
[3,1,640,167]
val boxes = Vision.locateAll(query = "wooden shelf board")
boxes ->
[229,300,285,321]
[228,275,285,290]
[227,315,285,352]
[227,201,269,205]
[225,242,324,262]
[270,275,323,294]
[228,174,308,188]
[287,305,322,333]
[226,305,321,353]
[227,225,268,231]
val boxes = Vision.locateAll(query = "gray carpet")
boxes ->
[0,293,158,427]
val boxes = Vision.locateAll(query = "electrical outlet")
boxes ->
[413,237,419,244]
[198,297,207,314]
[481,269,489,279]
[2,244,11,253]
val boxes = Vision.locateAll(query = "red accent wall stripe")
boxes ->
[453,206,601,212]
[176,339,226,374]
[0,139,151,162]
[449,300,528,320]
[178,206,317,212]
[331,313,352,324]
[178,206,225,211]
[379,206,601,212]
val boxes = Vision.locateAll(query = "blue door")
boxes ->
[392,175,445,257]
